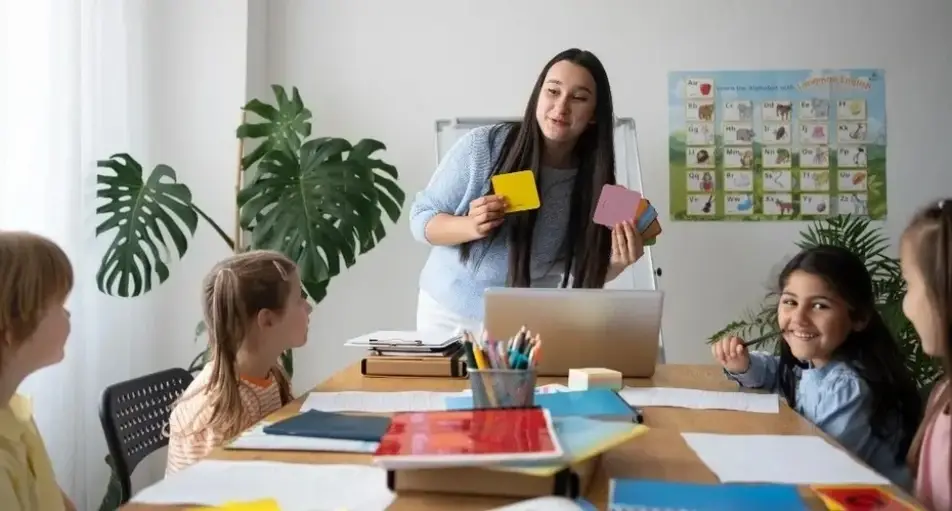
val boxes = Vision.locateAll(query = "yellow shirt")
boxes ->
[0,394,65,511]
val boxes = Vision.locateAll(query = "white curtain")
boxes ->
[0,0,154,508]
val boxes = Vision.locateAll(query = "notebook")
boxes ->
[593,184,642,227]
[491,416,648,477]
[491,170,541,213]
[343,330,460,353]
[609,479,807,510]
[445,389,642,423]
[262,410,391,442]
[372,408,563,469]
[228,422,378,453]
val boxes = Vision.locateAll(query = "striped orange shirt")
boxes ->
[165,365,288,475]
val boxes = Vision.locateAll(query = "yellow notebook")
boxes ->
[491,170,541,213]
[188,499,281,511]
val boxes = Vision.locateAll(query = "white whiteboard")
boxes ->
[434,117,660,292]
[434,117,664,360]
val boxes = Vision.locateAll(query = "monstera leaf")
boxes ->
[336,139,405,255]
[236,85,313,170]
[237,137,401,301]
[96,154,199,297]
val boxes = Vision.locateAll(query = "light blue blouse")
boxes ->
[726,351,911,489]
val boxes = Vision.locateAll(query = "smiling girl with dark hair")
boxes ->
[712,245,922,489]
[409,49,644,334]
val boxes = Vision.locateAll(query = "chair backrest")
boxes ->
[99,368,193,502]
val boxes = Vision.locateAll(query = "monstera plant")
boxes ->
[94,86,404,509]
[707,214,942,390]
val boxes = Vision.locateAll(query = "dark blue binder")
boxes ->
[262,410,391,442]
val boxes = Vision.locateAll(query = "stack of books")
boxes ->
[344,330,467,378]
[377,408,647,500]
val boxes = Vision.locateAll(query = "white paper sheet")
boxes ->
[619,387,780,413]
[491,496,586,510]
[227,423,379,453]
[301,391,456,413]
[459,383,571,396]
[681,433,891,485]
[131,460,395,511]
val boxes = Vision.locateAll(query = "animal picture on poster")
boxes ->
[668,69,887,221]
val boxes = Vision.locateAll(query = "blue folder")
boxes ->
[262,410,391,442]
[609,479,807,510]
[445,389,642,422]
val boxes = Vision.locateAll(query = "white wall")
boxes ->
[145,0,249,375]
[103,0,251,500]
[258,0,952,383]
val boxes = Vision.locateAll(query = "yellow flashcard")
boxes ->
[491,170,541,213]
[188,499,281,511]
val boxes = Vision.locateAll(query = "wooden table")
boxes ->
[122,363,901,510]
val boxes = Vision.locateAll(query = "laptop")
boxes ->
[483,288,664,377]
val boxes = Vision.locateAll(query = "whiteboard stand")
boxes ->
[434,117,665,363]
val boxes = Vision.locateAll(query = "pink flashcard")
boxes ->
[593,184,642,227]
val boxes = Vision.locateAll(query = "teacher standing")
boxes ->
[408,48,644,335]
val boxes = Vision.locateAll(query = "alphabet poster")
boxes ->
[668,69,886,221]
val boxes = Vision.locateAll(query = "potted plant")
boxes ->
[94,85,405,509]
[707,214,942,390]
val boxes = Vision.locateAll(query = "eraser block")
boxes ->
[567,368,623,391]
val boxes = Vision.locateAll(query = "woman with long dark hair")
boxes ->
[408,49,644,334]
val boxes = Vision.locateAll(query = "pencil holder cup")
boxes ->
[468,369,537,409]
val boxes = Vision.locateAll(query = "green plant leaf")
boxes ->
[237,85,313,170]
[96,154,199,297]
[194,319,207,342]
[337,139,406,254]
[237,136,401,301]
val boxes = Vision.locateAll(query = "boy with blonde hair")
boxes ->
[0,231,76,510]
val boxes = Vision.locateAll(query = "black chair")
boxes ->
[99,368,193,503]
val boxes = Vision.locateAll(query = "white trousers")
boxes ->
[415,289,483,339]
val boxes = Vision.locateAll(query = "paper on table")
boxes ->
[132,460,395,511]
[491,496,590,510]
[459,383,571,396]
[227,423,379,453]
[681,433,891,485]
[301,391,456,413]
[619,387,779,414]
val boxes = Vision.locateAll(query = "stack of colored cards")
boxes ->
[592,184,662,246]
